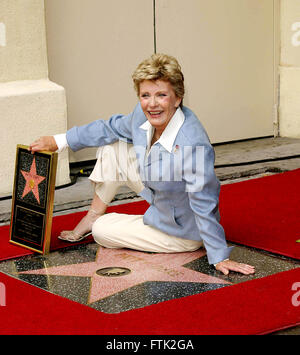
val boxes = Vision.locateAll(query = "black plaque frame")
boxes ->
[9,145,58,254]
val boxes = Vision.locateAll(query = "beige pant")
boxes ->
[89,141,203,253]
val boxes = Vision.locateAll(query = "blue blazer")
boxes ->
[66,103,233,264]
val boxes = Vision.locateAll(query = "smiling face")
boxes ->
[139,80,182,135]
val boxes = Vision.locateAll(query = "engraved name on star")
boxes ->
[20,157,45,204]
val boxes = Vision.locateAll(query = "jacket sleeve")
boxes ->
[66,108,136,152]
[184,143,233,265]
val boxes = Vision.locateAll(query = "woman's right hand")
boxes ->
[29,136,58,153]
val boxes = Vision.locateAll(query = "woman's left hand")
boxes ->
[215,259,255,275]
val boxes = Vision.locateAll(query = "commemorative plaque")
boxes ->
[9,145,58,254]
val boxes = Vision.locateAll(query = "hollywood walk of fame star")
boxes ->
[19,247,231,304]
[20,157,45,204]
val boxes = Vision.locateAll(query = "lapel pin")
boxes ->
[173,145,180,154]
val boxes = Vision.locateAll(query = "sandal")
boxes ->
[58,230,92,242]
[57,208,101,243]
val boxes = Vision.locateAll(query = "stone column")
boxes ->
[279,0,300,137]
[0,0,70,196]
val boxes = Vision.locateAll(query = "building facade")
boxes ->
[0,0,299,195]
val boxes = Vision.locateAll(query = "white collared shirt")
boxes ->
[139,107,185,156]
[54,133,69,152]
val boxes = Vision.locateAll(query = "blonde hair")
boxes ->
[132,53,185,101]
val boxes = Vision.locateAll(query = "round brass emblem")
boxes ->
[96,267,131,277]
[29,179,35,189]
